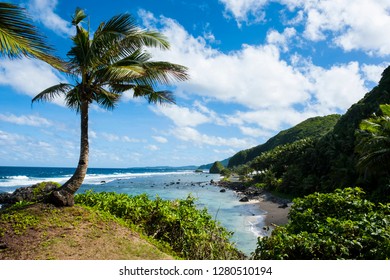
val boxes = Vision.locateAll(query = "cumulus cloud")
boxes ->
[150,104,210,127]
[219,0,268,27]
[219,0,390,55]
[26,0,73,36]
[307,62,368,113]
[0,58,67,106]
[172,126,256,149]
[361,63,390,84]
[141,11,370,129]
[266,27,297,52]
[142,15,311,110]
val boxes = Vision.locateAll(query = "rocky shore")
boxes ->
[211,179,292,227]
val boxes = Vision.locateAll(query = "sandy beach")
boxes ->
[256,196,290,226]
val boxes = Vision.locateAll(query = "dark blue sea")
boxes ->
[0,166,268,255]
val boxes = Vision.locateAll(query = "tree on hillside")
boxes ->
[0,2,63,69]
[355,104,390,176]
[32,8,189,206]
[210,161,225,174]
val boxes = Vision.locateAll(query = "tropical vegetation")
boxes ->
[31,8,188,206]
[0,2,63,69]
[209,161,225,174]
[2,1,390,260]
[75,191,244,259]
[252,188,390,259]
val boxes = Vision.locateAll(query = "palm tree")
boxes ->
[355,104,390,177]
[32,8,188,206]
[0,2,63,69]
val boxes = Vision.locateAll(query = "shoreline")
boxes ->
[213,179,291,228]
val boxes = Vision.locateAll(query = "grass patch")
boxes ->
[0,203,174,260]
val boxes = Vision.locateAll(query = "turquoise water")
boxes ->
[0,166,268,256]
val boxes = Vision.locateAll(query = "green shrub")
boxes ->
[252,187,390,259]
[75,191,244,260]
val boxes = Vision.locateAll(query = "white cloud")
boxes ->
[153,136,168,143]
[146,144,159,151]
[266,27,297,52]
[0,113,52,127]
[26,0,73,36]
[149,18,311,109]
[362,63,390,84]
[219,0,390,55]
[227,107,308,132]
[172,126,256,149]
[219,0,268,27]
[239,126,272,138]
[150,104,210,127]
[140,11,375,139]
[308,62,368,112]
[122,136,141,143]
[280,0,390,55]
[0,130,28,143]
[0,58,67,106]
[101,132,142,143]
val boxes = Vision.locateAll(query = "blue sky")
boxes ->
[0,0,390,168]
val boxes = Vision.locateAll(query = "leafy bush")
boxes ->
[75,191,244,260]
[252,187,390,259]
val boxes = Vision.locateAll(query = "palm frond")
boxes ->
[123,30,170,50]
[133,85,175,104]
[0,3,49,58]
[92,88,121,110]
[32,83,72,103]
[67,25,91,72]
[93,50,151,82]
[65,87,82,112]
[0,2,66,71]
[72,7,87,26]
[108,83,135,93]
[133,61,189,87]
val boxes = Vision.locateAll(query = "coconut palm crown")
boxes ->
[32,8,189,206]
[0,2,64,69]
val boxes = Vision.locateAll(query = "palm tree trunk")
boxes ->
[50,100,89,206]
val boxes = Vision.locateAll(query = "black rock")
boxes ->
[220,189,226,193]
[278,203,289,209]
[0,182,60,205]
[239,196,249,202]
[0,193,11,204]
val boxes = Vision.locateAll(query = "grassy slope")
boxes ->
[0,203,174,260]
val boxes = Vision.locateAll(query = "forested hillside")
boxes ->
[249,66,390,201]
[227,114,341,168]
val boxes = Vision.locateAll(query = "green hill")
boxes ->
[248,65,390,201]
[227,114,341,167]
[290,66,390,197]
[198,158,229,170]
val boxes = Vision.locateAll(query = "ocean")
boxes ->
[0,166,268,256]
